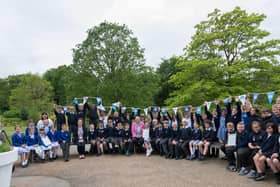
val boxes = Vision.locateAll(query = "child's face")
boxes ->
[194,123,199,129]
[51,126,56,131]
[29,122,35,127]
[98,122,104,128]
[43,119,49,126]
[202,114,207,120]
[108,120,113,126]
[163,122,168,128]
[15,127,21,133]
[252,123,260,133]
[78,104,83,110]
[172,123,178,129]
[205,123,210,129]
[117,123,123,129]
[89,124,94,130]
[237,124,245,133]
[125,124,129,130]
[182,121,188,127]
[250,108,256,115]
[29,128,35,135]
[69,107,74,112]
[39,129,45,135]
[62,125,66,131]
[226,123,233,131]
[232,108,237,115]
[266,126,274,134]
[78,120,83,127]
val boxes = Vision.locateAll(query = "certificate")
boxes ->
[228,133,236,146]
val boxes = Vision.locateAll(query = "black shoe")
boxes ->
[275,172,280,184]
[65,159,69,162]
[255,173,266,181]
[175,157,180,160]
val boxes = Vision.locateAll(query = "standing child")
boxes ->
[224,122,236,171]
[12,125,30,167]
[88,124,97,154]
[66,106,77,140]
[53,105,66,131]
[123,122,132,156]
[189,122,202,160]
[47,126,60,160]
[73,118,87,159]
[105,118,116,153]
[143,122,153,157]
[253,122,277,181]
[198,120,215,160]
[96,121,107,156]
[58,124,71,161]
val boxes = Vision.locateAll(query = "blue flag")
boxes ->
[121,107,126,114]
[196,106,202,115]
[184,106,189,113]
[252,93,259,104]
[223,98,229,104]
[153,106,159,112]
[267,91,275,104]
[73,98,78,105]
[96,97,102,106]
[161,108,167,116]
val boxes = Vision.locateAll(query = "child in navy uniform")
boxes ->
[114,122,124,153]
[161,120,172,158]
[154,123,163,155]
[168,122,180,159]
[58,124,71,161]
[96,120,107,155]
[66,106,77,140]
[53,105,66,131]
[189,122,202,160]
[25,119,38,136]
[105,119,115,153]
[247,121,266,178]
[12,125,30,167]
[88,124,97,154]
[123,123,132,156]
[47,126,60,160]
[198,120,215,160]
[26,128,40,162]
[254,122,277,181]
[177,118,192,160]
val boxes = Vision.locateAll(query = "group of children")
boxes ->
[11,96,280,184]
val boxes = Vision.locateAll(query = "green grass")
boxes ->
[0,141,10,153]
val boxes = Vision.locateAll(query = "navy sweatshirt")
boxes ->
[58,130,71,143]
[26,134,40,146]
[191,128,202,141]
[179,127,192,141]
[12,133,26,147]
[47,130,59,142]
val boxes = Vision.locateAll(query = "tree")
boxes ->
[167,7,280,106]
[154,56,179,106]
[72,21,159,106]
[9,74,53,120]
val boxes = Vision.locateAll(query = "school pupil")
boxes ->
[38,128,53,161]
[12,125,30,167]
[154,122,163,155]
[47,126,60,160]
[247,121,265,178]
[96,120,107,155]
[224,122,236,171]
[266,124,280,184]
[189,122,202,160]
[105,118,116,153]
[25,119,38,136]
[86,102,99,126]
[53,105,66,131]
[253,122,277,181]
[88,124,97,154]
[73,118,87,159]
[114,122,124,153]
[226,97,242,128]
[66,106,77,139]
[123,122,132,156]
[161,120,171,158]
[37,112,54,129]
[26,127,40,162]
[198,120,215,160]
[58,124,71,162]
[168,122,180,159]
[143,122,153,157]
[177,118,192,160]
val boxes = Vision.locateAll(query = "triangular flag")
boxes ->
[206,102,212,110]
[97,105,105,111]
[73,98,78,105]
[252,93,259,104]
[132,108,139,115]
[96,97,102,106]
[184,106,189,113]
[239,95,246,105]
[223,97,229,104]
[267,91,275,104]
[83,97,88,104]
[121,107,126,114]
[152,106,159,112]
[63,106,68,113]
[172,107,178,115]
[161,108,167,116]
[112,102,120,112]
[196,106,202,115]
[144,108,148,116]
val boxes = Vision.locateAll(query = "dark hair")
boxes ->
[204,119,212,126]
[266,122,274,130]
[41,112,49,119]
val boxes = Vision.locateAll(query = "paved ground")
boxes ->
[11,146,277,187]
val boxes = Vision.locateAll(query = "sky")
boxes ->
[0,0,279,78]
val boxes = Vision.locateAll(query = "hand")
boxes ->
[63,140,66,143]
[203,102,207,106]
[235,96,239,102]
[272,153,279,159]
[215,100,220,105]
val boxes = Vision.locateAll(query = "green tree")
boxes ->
[167,7,280,106]
[72,21,159,106]
[9,74,53,120]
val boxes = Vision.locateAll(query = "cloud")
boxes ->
[0,0,279,78]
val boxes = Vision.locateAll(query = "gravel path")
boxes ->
[11,146,276,187]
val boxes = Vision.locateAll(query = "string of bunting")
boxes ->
[64,89,280,115]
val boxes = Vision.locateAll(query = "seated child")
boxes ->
[161,120,171,158]
[266,124,280,184]
[168,122,180,159]
[96,120,107,155]
[123,122,132,156]
[114,122,124,153]
[47,126,60,160]
[224,122,236,171]
[12,125,30,167]
[38,128,53,161]
[247,121,265,178]
[88,123,97,154]
[177,118,192,160]
[253,122,276,181]
[198,120,215,160]
[155,122,163,155]
[26,127,40,162]
[25,119,38,136]
[58,124,71,161]
[105,119,115,153]
[143,122,153,157]
[189,122,202,160]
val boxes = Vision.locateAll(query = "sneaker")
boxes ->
[190,154,196,160]
[255,173,266,181]
[146,150,149,157]
[238,167,248,176]
[148,148,153,156]
[247,170,256,178]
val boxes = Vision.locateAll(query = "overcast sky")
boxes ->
[0,0,279,78]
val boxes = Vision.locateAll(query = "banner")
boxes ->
[97,105,105,111]
[223,98,229,104]
[206,102,212,110]
[132,108,139,115]
[196,106,202,115]
[252,93,259,104]
[161,108,167,116]
[96,97,102,106]
[152,106,159,112]
[112,102,120,112]
[121,107,126,114]
[73,98,78,105]
[144,108,148,116]
[267,91,275,104]
[63,106,68,113]
[239,95,246,105]
[172,107,178,115]
[184,106,189,113]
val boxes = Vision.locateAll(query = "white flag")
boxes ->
[172,107,178,115]
[206,102,212,110]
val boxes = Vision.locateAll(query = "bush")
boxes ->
[2,110,19,118]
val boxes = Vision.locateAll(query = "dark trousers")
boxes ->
[60,142,70,160]
[160,138,169,155]
[176,141,189,157]
[77,144,85,155]
[225,146,236,166]
[124,140,133,153]
[168,139,179,157]
[132,137,144,153]
[237,147,250,168]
